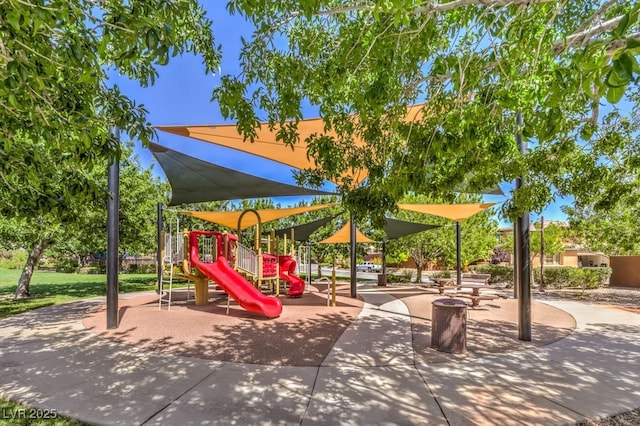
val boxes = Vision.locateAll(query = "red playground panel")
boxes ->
[262,253,277,277]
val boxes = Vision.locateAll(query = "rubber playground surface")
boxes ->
[83,283,576,366]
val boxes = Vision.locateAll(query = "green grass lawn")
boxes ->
[0,398,90,425]
[0,268,159,320]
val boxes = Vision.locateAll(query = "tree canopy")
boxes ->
[0,145,166,297]
[214,1,640,222]
[0,0,220,217]
[563,90,640,255]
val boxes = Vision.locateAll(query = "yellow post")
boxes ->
[273,230,280,296]
[270,230,275,254]
[193,270,209,306]
[257,247,263,289]
[181,230,208,306]
[283,233,287,256]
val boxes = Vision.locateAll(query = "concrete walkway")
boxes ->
[0,288,639,425]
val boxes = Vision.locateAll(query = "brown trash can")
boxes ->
[431,298,467,354]
[377,274,387,286]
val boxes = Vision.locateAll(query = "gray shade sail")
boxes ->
[383,217,441,240]
[268,215,440,242]
[267,214,340,242]
[149,143,334,205]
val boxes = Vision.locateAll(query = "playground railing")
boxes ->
[200,235,216,263]
[236,243,258,276]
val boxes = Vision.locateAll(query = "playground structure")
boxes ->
[158,209,308,318]
[188,230,283,318]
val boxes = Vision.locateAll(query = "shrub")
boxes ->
[54,258,79,273]
[469,264,514,285]
[78,267,102,275]
[387,270,413,283]
[538,267,572,288]
[431,270,453,279]
[125,264,156,274]
[536,266,611,288]
[489,247,511,264]
[0,250,28,269]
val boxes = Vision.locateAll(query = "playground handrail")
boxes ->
[236,242,258,276]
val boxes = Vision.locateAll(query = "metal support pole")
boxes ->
[350,213,357,298]
[456,222,462,286]
[381,239,387,275]
[539,216,545,291]
[157,202,163,293]
[106,127,120,330]
[515,111,531,341]
[513,220,520,299]
[307,242,312,290]
[517,212,532,340]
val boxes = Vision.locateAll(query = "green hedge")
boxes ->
[470,265,611,289]
[535,266,611,289]
[469,264,514,285]
[387,270,413,283]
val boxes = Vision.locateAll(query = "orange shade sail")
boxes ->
[318,220,374,244]
[397,203,496,222]
[156,118,367,185]
[155,104,426,187]
[181,204,336,231]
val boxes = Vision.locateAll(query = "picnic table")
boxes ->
[432,275,504,307]
[433,273,490,293]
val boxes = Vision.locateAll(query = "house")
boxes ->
[497,223,609,268]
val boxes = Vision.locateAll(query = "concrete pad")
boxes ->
[417,362,583,425]
[1,290,638,425]
[146,363,317,425]
[541,300,640,328]
[490,358,640,421]
[464,326,640,420]
[35,348,222,425]
[321,292,414,367]
[304,365,446,425]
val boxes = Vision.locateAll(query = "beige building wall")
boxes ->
[560,249,579,268]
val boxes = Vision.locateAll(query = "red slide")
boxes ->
[192,255,283,319]
[279,256,306,297]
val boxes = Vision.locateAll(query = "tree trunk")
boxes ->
[15,238,49,299]
[415,265,423,283]
[317,262,322,278]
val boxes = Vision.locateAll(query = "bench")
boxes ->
[460,273,491,284]
[433,273,491,294]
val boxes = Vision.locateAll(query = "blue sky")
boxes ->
[112,3,572,226]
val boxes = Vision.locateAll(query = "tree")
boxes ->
[0,1,220,218]
[0,146,166,298]
[0,215,59,298]
[215,1,640,223]
[564,202,640,256]
[48,148,168,265]
[562,91,640,255]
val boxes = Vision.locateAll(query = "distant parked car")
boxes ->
[356,261,382,272]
